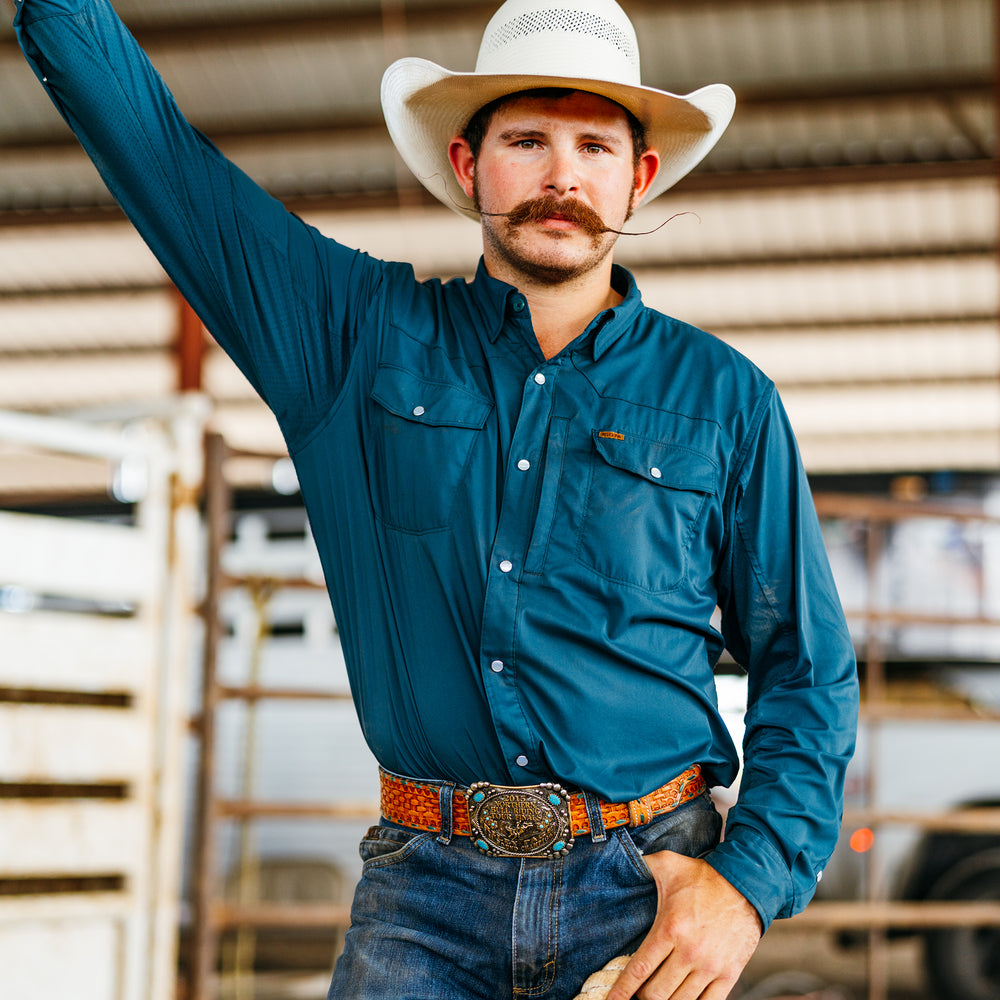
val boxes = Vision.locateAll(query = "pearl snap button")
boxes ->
[517,459,531,471]
[515,755,529,767]
[533,373,546,385]
[491,660,505,673]
[499,560,513,573]
[650,467,663,479]
[412,405,425,416]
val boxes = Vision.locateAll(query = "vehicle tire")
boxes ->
[923,848,1000,1000]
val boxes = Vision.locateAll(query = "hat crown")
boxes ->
[380,0,735,220]
[475,0,641,86]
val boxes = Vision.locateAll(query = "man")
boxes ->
[12,0,858,997]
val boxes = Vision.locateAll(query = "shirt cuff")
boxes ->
[703,823,814,932]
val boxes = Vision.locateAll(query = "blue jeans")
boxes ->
[328,786,722,999]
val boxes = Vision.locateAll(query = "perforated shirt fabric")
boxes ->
[15,0,859,929]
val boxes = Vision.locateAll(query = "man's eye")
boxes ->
[516,139,538,149]
[584,144,606,154]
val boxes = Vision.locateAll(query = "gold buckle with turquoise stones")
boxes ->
[465,781,575,859]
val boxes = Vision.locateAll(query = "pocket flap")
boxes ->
[372,366,493,429]
[592,430,719,495]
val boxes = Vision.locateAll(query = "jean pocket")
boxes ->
[358,824,433,870]
[617,792,723,879]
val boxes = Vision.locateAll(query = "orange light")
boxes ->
[849,827,875,853]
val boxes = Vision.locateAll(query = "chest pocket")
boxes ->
[369,365,493,533]
[577,430,719,593]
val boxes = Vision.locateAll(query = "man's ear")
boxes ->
[448,137,476,200]
[631,149,661,212]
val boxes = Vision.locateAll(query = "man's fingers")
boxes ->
[608,963,723,1000]
[605,944,676,1000]
[656,971,715,1000]
[699,976,744,1000]
[608,967,739,1000]
[604,955,650,1000]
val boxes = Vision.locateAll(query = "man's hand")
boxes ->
[605,851,762,1000]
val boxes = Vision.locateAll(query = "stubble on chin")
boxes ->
[480,207,621,286]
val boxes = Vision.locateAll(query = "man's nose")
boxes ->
[544,149,580,196]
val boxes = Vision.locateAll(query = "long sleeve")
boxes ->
[707,386,859,929]
[14,0,382,446]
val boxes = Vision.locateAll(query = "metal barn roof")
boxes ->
[0,0,996,496]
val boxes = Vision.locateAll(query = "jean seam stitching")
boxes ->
[360,831,435,872]
[615,827,654,882]
[512,858,562,997]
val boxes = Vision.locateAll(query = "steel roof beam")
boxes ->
[1,0,897,53]
[3,76,989,151]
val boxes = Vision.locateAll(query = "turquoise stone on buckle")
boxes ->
[465,781,575,859]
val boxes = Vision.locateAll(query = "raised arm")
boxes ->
[13,0,383,443]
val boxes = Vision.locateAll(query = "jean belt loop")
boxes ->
[584,790,607,843]
[437,781,456,845]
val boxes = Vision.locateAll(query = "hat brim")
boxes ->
[381,57,735,221]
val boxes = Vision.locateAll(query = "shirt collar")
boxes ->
[467,258,517,344]
[591,265,643,360]
[467,258,644,357]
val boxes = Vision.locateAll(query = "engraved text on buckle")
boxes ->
[466,782,575,858]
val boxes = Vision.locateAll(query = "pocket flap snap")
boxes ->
[372,366,493,429]
[592,430,718,495]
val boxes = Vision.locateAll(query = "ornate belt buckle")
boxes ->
[466,781,575,859]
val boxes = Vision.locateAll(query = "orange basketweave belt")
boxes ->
[380,765,706,837]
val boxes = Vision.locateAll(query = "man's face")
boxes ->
[451,91,657,286]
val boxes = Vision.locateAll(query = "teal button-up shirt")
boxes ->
[16,0,858,928]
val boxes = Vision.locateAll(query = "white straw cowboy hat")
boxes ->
[380,0,735,221]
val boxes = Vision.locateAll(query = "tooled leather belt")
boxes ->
[379,764,706,859]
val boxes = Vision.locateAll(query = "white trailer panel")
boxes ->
[0,705,147,783]
[0,402,204,1000]
[0,614,153,692]
[0,800,144,877]
[0,510,155,604]
[0,918,122,1000]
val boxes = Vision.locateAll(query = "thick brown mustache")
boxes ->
[481,195,610,236]
[477,195,693,237]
